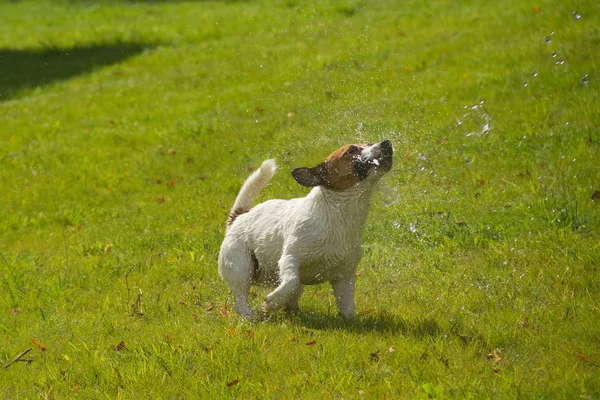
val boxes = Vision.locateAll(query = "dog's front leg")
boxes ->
[332,275,356,319]
[262,254,301,313]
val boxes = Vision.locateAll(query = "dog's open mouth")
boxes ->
[364,140,393,173]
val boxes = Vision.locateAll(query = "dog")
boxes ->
[218,140,393,320]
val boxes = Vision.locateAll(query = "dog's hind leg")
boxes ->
[332,275,356,319]
[218,243,255,320]
[262,255,300,313]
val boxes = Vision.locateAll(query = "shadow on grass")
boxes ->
[0,42,153,101]
[292,310,443,338]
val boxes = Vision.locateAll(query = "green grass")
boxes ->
[1,0,599,397]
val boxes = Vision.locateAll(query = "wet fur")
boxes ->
[218,141,393,320]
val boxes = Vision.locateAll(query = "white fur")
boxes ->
[219,142,391,320]
[229,159,277,224]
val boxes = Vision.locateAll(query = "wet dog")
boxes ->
[218,140,393,320]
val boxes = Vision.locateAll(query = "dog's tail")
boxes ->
[226,159,277,230]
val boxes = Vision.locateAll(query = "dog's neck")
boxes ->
[306,183,376,229]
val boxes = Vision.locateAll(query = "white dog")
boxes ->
[218,140,393,320]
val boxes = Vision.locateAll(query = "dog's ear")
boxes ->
[291,164,325,187]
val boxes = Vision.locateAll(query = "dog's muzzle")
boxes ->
[366,140,394,172]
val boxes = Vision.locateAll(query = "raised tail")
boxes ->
[226,159,277,230]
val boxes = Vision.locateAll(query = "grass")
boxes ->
[0,0,599,397]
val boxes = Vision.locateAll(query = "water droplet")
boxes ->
[565,121,570,126]
[573,11,581,19]
[532,71,538,77]
[459,104,493,136]
[465,158,471,164]
[552,51,558,58]
[392,220,401,228]
[582,73,589,85]
[409,223,418,233]
[543,36,551,43]
[479,97,485,104]
[523,82,528,87]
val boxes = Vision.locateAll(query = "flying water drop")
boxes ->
[581,73,589,85]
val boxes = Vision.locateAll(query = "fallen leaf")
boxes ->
[305,340,317,346]
[225,328,236,336]
[533,5,541,12]
[287,337,299,344]
[388,346,396,353]
[577,353,598,365]
[104,244,112,253]
[165,333,173,342]
[113,341,125,351]
[487,348,503,363]
[226,379,239,387]
[218,305,229,316]
[168,148,176,155]
[205,303,215,312]
[157,195,165,204]
[167,179,176,187]
[246,330,254,338]
[592,190,600,201]
[31,339,46,352]
[479,179,485,187]
[370,351,380,362]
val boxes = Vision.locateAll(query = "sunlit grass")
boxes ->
[1,0,599,398]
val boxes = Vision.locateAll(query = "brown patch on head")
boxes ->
[292,144,368,191]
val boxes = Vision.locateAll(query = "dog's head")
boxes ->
[292,140,393,191]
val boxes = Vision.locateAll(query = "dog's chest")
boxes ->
[255,198,365,283]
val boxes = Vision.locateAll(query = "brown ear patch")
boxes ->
[320,144,367,190]
[293,144,370,191]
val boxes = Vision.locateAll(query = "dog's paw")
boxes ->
[241,311,256,322]
[261,300,273,313]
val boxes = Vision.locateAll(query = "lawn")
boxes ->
[0,0,599,398]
